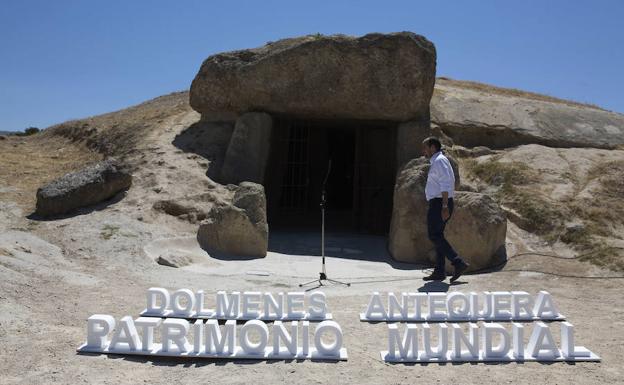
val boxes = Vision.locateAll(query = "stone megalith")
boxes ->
[190,32,436,121]
[388,158,506,271]
[35,159,131,217]
[220,112,273,184]
[197,182,268,258]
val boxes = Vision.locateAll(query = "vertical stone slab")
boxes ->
[396,119,430,170]
[221,112,273,184]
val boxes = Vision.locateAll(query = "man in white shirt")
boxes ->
[421,136,469,283]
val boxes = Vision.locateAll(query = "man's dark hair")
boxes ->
[423,136,442,152]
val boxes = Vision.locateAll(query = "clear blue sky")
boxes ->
[1,0,623,132]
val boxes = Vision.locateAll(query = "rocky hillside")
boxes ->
[3,77,623,270]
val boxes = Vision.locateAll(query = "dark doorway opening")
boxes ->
[265,117,397,235]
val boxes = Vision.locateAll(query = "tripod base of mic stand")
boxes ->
[299,272,351,288]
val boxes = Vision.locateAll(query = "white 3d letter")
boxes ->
[240,320,269,355]
[482,323,511,358]
[308,291,327,320]
[365,292,388,320]
[134,317,162,352]
[272,321,298,356]
[162,318,190,353]
[451,323,479,359]
[145,287,170,316]
[533,291,560,320]
[422,323,448,359]
[205,319,236,354]
[511,291,533,320]
[109,316,140,351]
[388,323,418,359]
[241,292,262,319]
[171,289,196,317]
[86,314,116,349]
[216,291,240,318]
[287,292,306,319]
[447,292,470,320]
[314,321,343,357]
[527,321,559,359]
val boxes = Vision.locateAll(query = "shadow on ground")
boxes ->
[268,230,428,271]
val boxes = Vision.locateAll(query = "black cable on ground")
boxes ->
[466,249,624,279]
[346,249,624,285]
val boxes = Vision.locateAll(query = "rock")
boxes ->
[156,253,194,268]
[472,146,495,157]
[432,78,624,149]
[153,200,208,224]
[35,159,131,217]
[190,32,436,121]
[220,112,273,184]
[197,182,268,257]
[233,182,268,228]
[389,159,507,271]
[561,222,587,244]
[449,145,473,158]
[396,121,430,169]
[0,135,7,140]
[152,192,223,224]
[450,145,495,158]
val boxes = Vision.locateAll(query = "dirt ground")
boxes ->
[1,134,623,385]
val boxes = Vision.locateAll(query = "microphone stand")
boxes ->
[299,159,351,288]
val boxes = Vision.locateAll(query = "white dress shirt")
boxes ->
[425,151,455,201]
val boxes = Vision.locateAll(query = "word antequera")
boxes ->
[361,291,565,322]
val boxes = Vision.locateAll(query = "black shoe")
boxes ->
[450,261,469,283]
[423,271,446,281]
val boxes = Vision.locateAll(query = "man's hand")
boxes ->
[441,207,450,221]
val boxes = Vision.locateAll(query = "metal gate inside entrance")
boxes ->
[265,118,397,235]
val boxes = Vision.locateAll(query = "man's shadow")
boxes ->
[418,281,449,293]
[417,280,467,293]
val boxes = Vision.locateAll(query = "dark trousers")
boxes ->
[427,198,462,273]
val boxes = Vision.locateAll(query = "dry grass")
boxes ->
[464,158,559,233]
[464,157,624,271]
[463,158,534,187]
[44,91,190,157]
[0,134,102,212]
[437,77,607,111]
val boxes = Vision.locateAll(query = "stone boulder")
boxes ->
[432,78,624,149]
[190,32,436,121]
[449,145,495,158]
[156,253,194,268]
[389,159,507,271]
[197,182,268,257]
[35,159,131,217]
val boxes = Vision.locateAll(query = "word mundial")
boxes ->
[360,291,600,362]
[77,288,347,361]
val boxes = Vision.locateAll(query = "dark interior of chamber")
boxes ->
[265,117,397,235]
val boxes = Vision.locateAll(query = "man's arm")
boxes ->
[437,159,454,220]
[441,191,450,220]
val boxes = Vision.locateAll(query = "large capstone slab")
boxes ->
[388,158,507,271]
[35,159,131,217]
[190,32,436,121]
